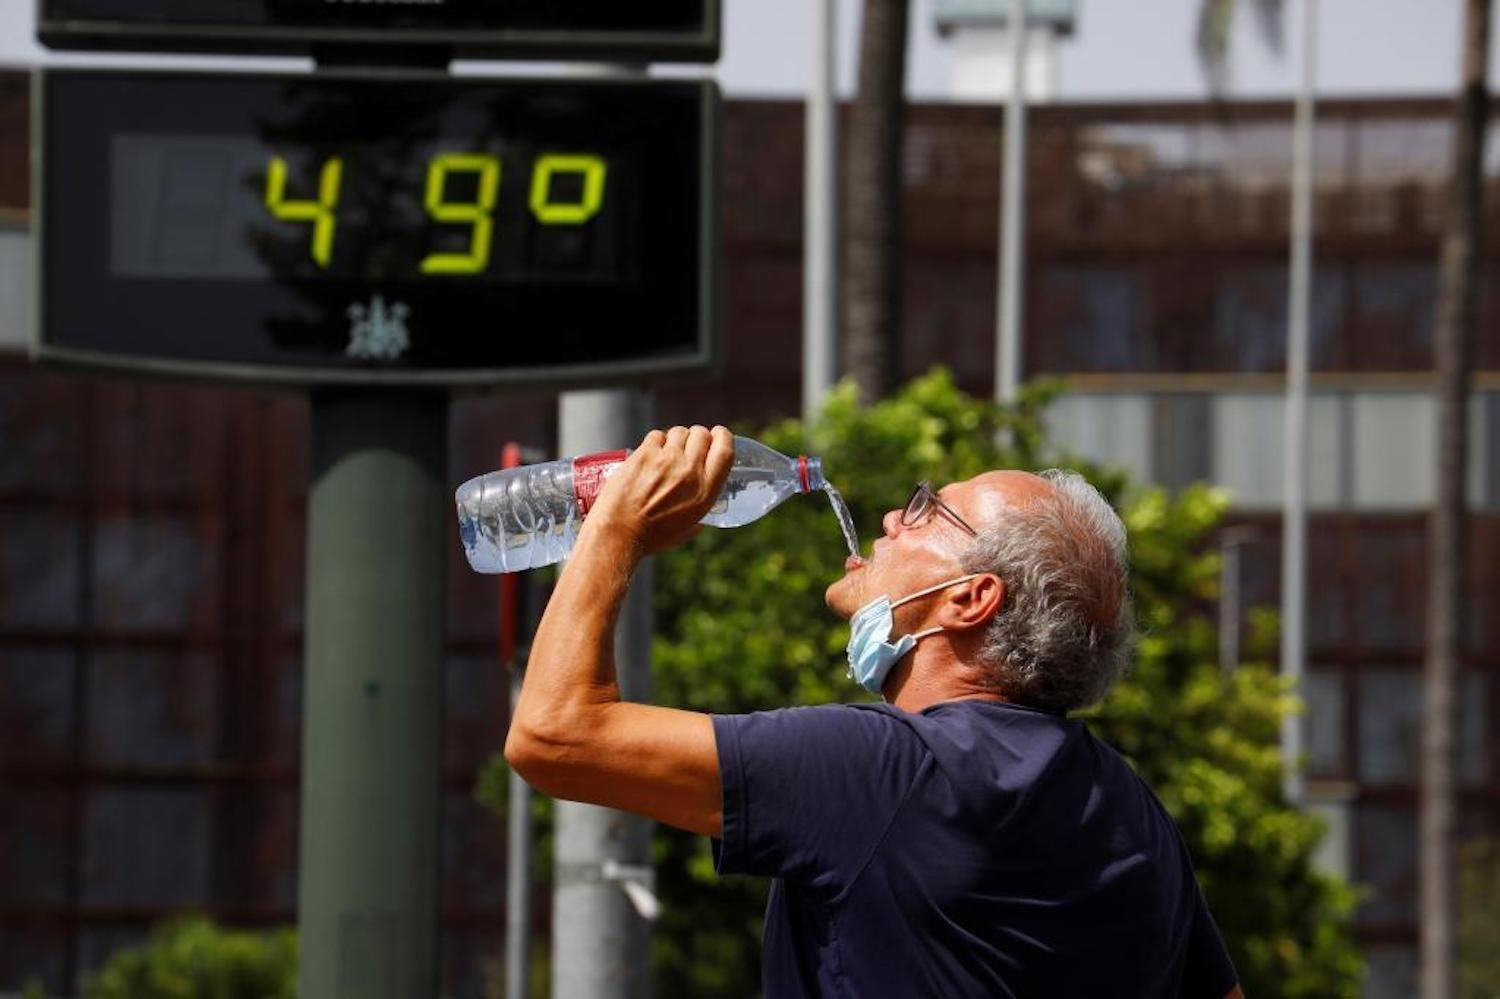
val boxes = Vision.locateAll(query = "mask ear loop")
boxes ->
[888,573,980,642]
[888,573,979,611]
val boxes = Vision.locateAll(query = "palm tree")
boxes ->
[1424,2,1491,996]
[1195,0,1284,94]
[842,0,909,404]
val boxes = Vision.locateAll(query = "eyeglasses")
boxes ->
[901,481,979,537]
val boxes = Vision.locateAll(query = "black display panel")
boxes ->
[37,0,720,62]
[36,69,720,386]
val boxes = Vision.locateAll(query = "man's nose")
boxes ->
[881,509,903,537]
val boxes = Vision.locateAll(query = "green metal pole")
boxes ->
[299,390,448,999]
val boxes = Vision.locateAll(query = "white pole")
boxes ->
[996,0,1029,404]
[553,389,655,999]
[1281,0,1318,807]
[803,0,839,422]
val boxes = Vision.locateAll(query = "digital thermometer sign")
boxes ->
[36,69,720,385]
[37,0,720,62]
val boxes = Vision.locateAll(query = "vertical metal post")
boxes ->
[996,0,1029,404]
[506,662,534,999]
[551,387,655,999]
[501,444,534,999]
[803,0,839,421]
[299,391,448,999]
[1281,0,1318,806]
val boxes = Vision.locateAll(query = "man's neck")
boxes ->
[883,648,1007,713]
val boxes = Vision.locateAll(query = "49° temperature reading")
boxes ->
[263,152,609,273]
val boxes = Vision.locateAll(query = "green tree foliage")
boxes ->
[84,918,296,999]
[642,370,1361,997]
[1459,837,1500,999]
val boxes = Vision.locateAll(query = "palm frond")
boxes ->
[1196,0,1285,94]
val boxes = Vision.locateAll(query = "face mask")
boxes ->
[846,574,979,696]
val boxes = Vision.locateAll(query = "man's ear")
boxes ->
[940,574,1004,632]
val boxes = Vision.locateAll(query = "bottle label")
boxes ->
[573,450,630,517]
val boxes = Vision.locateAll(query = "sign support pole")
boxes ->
[298,389,449,999]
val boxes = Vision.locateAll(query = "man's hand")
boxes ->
[586,424,736,557]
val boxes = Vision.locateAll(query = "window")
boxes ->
[82,789,212,907]
[1210,393,1348,509]
[1302,669,1346,779]
[1042,393,1153,484]
[1357,670,1488,787]
[86,652,218,769]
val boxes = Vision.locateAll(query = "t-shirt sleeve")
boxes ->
[712,705,930,893]
[1179,887,1238,998]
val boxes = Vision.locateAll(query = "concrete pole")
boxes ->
[501,440,537,999]
[552,388,656,999]
[803,0,839,421]
[299,391,448,999]
[995,0,1029,404]
[1281,0,1318,807]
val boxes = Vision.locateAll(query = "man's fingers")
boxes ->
[683,424,712,471]
[704,426,735,495]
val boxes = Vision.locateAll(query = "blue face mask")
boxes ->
[845,574,979,696]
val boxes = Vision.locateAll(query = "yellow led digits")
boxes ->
[529,154,608,225]
[264,155,343,267]
[420,153,501,275]
[263,151,607,273]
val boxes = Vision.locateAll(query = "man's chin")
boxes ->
[825,573,859,617]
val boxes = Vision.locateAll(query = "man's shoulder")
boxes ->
[915,698,1086,749]
[712,703,956,795]
[716,700,917,724]
[713,701,923,746]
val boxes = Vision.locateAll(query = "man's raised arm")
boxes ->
[503,425,736,838]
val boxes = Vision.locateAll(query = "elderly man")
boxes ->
[506,425,1243,998]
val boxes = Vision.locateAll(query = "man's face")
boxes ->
[824,470,1050,618]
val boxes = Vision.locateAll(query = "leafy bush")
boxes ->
[84,917,295,999]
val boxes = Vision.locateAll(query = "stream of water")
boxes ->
[822,483,861,559]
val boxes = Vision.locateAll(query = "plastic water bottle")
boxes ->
[455,436,826,573]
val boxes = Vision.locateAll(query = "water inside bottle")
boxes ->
[823,484,861,558]
[455,461,581,573]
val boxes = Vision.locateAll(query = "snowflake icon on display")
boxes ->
[345,294,412,360]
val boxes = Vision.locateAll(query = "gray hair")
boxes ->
[957,469,1135,714]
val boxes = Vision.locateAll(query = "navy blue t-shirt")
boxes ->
[712,700,1237,998]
